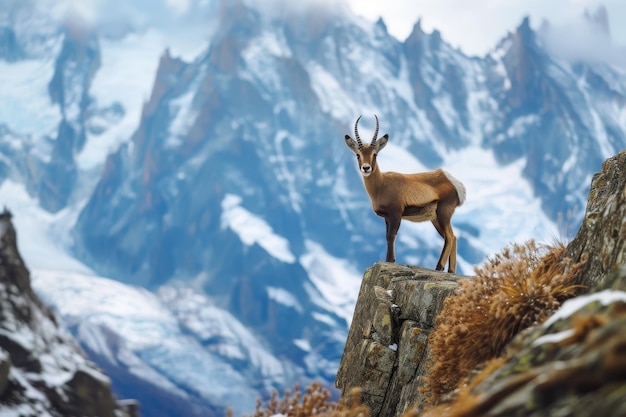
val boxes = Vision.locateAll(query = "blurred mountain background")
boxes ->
[1,0,625,415]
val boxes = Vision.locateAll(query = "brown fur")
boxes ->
[345,116,465,272]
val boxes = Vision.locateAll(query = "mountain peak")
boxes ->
[410,17,424,37]
[517,16,533,38]
[375,17,388,34]
[584,5,610,36]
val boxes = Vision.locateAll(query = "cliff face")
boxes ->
[0,211,139,417]
[336,149,626,417]
[335,265,467,416]
[565,150,626,288]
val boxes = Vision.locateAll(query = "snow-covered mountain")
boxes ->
[0,211,138,417]
[1,0,626,415]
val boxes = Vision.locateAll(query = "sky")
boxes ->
[62,0,626,59]
[345,0,626,56]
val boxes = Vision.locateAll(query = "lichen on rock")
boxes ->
[335,263,467,417]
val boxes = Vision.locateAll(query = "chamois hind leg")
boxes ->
[384,214,401,263]
[434,203,456,273]
[431,219,447,271]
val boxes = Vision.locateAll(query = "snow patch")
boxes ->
[311,312,338,327]
[442,147,558,257]
[0,181,93,274]
[293,338,311,352]
[267,287,303,313]
[300,240,362,326]
[77,30,168,171]
[532,329,575,347]
[241,29,291,97]
[543,290,626,327]
[377,142,429,174]
[308,62,356,121]
[0,59,61,135]
[506,114,539,139]
[221,194,296,263]
[167,88,198,148]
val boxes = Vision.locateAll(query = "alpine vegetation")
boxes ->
[423,240,586,402]
[344,116,466,272]
[235,382,370,417]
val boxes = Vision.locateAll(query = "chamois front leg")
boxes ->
[384,213,401,263]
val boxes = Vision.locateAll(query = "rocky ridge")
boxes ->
[0,210,139,417]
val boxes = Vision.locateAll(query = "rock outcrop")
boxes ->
[336,150,626,417]
[417,271,626,417]
[335,264,469,416]
[565,150,626,289]
[0,210,139,417]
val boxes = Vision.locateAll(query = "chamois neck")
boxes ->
[362,168,384,196]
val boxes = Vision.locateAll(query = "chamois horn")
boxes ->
[371,114,380,147]
[354,115,364,149]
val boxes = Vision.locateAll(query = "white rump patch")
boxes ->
[443,170,466,206]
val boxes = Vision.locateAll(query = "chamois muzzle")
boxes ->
[361,163,372,176]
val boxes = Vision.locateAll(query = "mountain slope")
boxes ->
[32,271,256,417]
[485,17,626,221]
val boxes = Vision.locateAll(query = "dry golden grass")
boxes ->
[422,240,585,403]
[415,306,625,417]
[230,383,370,417]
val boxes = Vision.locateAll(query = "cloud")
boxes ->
[59,0,195,32]
[246,0,350,19]
[345,0,626,57]
[165,0,191,15]
[540,13,626,69]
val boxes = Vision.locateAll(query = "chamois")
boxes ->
[344,115,466,273]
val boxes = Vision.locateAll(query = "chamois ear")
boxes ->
[376,134,389,151]
[344,135,359,153]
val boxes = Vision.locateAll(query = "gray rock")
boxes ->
[566,150,626,290]
[335,263,469,417]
